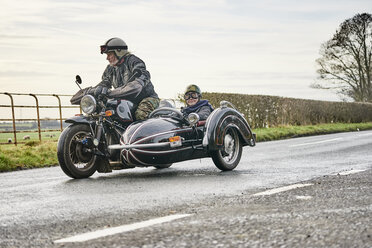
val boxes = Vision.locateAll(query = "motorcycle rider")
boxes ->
[182,84,213,120]
[95,37,159,120]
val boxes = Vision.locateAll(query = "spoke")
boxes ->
[69,132,90,170]
[222,130,238,164]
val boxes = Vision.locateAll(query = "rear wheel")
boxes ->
[57,124,98,179]
[211,127,242,171]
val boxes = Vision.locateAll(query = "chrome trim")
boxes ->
[109,142,171,150]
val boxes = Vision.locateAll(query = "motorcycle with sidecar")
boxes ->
[57,77,256,179]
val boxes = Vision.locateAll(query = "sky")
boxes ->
[0,0,371,104]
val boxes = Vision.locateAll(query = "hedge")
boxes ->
[203,92,372,128]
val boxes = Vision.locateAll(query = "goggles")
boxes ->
[184,92,199,100]
[100,45,128,54]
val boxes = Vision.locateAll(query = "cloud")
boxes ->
[0,0,370,101]
[0,35,44,39]
[0,70,55,78]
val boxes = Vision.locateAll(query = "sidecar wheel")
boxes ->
[211,127,242,171]
[57,124,98,179]
[154,164,172,169]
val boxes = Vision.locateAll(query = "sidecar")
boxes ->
[109,101,256,171]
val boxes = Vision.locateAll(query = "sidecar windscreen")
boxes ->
[117,100,134,122]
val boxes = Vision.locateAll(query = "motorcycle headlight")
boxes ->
[80,95,96,114]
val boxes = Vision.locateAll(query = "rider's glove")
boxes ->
[87,86,110,98]
[88,87,96,96]
[101,87,109,96]
[95,86,111,100]
[94,86,103,97]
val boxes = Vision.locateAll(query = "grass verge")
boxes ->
[1,122,372,173]
[254,122,372,142]
[0,141,58,172]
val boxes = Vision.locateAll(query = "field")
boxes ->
[0,120,65,144]
[0,131,61,144]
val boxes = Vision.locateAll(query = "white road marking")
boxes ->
[335,169,366,176]
[289,138,343,147]
[252,183,313,196]
[295,195,313,200]
[54,214,191,243]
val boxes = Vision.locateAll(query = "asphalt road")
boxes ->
[1,130,371,247]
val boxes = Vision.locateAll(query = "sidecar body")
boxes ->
[109,101,255,171]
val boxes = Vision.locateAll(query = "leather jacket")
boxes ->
[97,54,158,104]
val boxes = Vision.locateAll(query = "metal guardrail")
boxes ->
[0,92,80,146]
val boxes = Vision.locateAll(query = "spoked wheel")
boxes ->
[57,124,98,179]
[211,127,242,171]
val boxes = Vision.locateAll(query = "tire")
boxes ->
[154,164,172,169]
[211,127,242,171]
[57,124,98,179]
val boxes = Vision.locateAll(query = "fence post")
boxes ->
[29,94,42,142]
[4,93,17,146]
[53,94,63,131]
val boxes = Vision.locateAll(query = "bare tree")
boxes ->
[313,13,372,102]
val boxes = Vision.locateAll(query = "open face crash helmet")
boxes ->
[100,37,128,59]
[184,84,202,100]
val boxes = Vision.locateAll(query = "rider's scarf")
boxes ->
[183,100,214,115]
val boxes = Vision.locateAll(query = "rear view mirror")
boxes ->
[76,75,82,84]
[75,75,82,89]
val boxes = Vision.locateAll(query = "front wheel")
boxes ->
[57,124,98,179]
[211,127,242,171]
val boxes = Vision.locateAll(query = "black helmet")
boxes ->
[100,37,128,59]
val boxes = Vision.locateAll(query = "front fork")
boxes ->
[93,116,108,157]
[94,121,104,148]
[81,116,123,171]
[92,116,121,159]
[92,117,123,173]
[80,115,107,157]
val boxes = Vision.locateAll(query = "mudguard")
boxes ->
[65,115,94,125]
[202,106,256,150]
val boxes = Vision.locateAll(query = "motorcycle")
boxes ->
[57,75,138,179]
[58,76,256,179]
